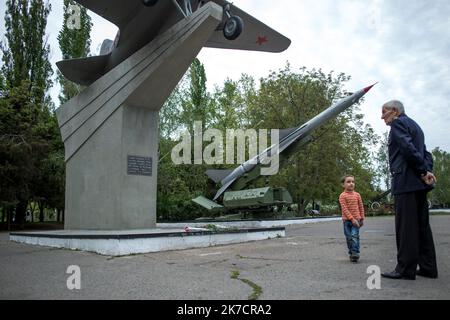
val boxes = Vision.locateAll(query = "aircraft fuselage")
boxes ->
[106,1,188,73]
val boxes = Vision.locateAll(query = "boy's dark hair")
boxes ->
[341,175,355,184]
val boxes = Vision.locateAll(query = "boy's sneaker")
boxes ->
[350,255,359,263]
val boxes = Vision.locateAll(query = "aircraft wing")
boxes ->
[206,0,291,52]
[75,0,142,29]
[56,54,110,86]
[74,0,290,52]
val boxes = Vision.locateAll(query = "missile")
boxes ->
[209,83,377,201]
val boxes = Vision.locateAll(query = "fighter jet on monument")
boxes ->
[57,0,291,86]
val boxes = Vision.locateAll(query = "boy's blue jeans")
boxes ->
[343,220,360,257]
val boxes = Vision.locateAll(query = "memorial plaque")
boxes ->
[127,155,152,176]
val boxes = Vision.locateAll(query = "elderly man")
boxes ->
[380,100,438,280]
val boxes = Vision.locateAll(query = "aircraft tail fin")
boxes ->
[56,54,110,86]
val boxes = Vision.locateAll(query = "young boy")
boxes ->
[339,175,365,263]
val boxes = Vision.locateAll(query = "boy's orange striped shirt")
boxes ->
[339,191,365,221]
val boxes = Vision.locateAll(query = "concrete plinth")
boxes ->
[56,3,223,230]
[10,227,285,256]
[64,106,160,230]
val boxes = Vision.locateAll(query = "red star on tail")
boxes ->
[256,36,268,45]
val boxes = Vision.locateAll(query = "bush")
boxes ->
[369,205,394,217]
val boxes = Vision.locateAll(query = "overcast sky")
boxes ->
[1,0,449,152]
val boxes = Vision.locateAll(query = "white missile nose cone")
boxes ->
[363,82,378,93]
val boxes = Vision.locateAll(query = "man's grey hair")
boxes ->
[383,100,405,114]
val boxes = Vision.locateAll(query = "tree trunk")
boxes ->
[15,201,27,230]
[30,201,38,223]
[7,207,12,231]
[38,201,45,223]
[57,208,61,223]
[298,199,309,217]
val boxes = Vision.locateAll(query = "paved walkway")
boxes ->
[1,215,449,300]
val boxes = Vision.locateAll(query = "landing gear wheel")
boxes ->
[223,16,243,40]
[142,0,158,7]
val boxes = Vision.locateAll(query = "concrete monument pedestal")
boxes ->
[57,3,223,230]
[9,1,295,256]
[10,227,285,256]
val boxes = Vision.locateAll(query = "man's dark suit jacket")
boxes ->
[388,114,434,195]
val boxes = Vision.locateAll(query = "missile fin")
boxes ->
[213,178,236,201]
[206,169,234,184]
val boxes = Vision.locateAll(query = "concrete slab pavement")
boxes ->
[1,215,449,300]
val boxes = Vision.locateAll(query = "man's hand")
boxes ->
[422,172,437,186]
[359,219,364,228]
[352,219,360,228]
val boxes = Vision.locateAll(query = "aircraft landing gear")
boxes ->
[142,0,158,7]
[223,16,243,40]
[223,4,243,40]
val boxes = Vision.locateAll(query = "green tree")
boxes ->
[0,0,56,227]
[431,148,450,206]
[159,77,187,140]
[0,73,5,94]
[207,75,256,170]
[57,0,92,105]
[157,59,212,221]
[0,81,53,226]
[211,78,248,131]
[181,58,212,133]
[375,131,391,192]
[1,0,53,105]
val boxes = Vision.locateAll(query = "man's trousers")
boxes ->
[394,190,438,278]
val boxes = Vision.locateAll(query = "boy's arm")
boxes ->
[339,194,356,222]
[358,194,365,220]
